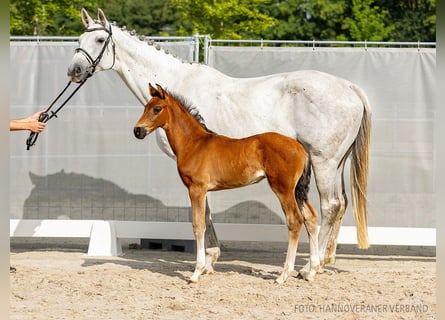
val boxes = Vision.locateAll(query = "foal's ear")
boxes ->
[81,8,94,28]
[97,8,109,28]
[156,84,166,99]
[148,83,165,99]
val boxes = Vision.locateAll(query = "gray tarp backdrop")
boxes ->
[10,41,436,230]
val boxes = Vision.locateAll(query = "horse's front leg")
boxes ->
[204,199,220,274]
[189,186,207,283]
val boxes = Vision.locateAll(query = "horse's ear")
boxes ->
[97,8,109,28]
[81,8,94,28]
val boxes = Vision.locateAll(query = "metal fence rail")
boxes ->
[10,35,201,63]
[11,35,436,65]
[205,38,436,47]
[202,37,436,64]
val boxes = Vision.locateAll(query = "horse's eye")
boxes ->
[97,37,105,44]
[153,106,162,115]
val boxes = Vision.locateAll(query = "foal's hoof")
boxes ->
[298,270,315,282]
[189,276,199,283]
[275,272,289,284]
[189,271,202,283]
[299,262,322,281]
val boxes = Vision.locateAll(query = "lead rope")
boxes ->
[26,77,89,150]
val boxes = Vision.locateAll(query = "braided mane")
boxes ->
[109,21,193,64]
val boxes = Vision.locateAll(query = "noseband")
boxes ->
[75,23,115,77]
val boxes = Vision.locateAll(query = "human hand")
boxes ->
[25,111,47,133]
[10,110,47,133]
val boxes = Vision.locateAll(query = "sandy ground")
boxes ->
[10,241,436,320]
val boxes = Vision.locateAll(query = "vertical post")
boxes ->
[203,35,210,65]
[192,34,200,63]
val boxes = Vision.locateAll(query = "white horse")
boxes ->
[67,8,372,277]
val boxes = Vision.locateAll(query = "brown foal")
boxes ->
[134,83,320,283]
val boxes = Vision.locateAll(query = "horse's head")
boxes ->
[67,8,115,83]
[134,83,170,139]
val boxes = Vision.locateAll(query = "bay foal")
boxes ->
[134,84,320,283]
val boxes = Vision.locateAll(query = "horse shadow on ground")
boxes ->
[22,170,284,224]
[79,245,435,283]
[79,248,331,283]
[79,239,354,282]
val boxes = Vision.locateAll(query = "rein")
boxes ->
[26,24,115,150]
[26,79,88,150]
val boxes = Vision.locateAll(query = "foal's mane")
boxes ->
[165,89,214,134]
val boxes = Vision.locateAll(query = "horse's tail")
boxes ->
[295,153,312,210]
[350,85,372,249]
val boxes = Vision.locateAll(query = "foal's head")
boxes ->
[134,83,170,139]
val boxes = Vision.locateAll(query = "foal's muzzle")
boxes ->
[134,126,147,139]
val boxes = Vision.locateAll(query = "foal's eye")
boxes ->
[153,106,162,115]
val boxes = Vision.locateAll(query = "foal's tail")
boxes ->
[350,85,372,249]
[295,154,312,210]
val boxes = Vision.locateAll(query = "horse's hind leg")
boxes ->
[298,200,321,281]
[313,158,348,266]
[204,199,220,274]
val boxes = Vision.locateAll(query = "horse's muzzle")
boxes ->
[134,126,147,139]
[67,63,88,83]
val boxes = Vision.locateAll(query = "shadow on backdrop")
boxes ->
[23,170,284,225]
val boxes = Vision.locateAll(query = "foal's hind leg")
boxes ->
[298,200,321,281]
[273,191,304,284]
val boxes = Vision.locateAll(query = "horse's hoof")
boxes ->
[323,256,335,266]
[206,265,215,275]
[206,247,221,260]
[205,247,220,274]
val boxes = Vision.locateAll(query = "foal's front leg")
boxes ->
[189,186,207,283]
